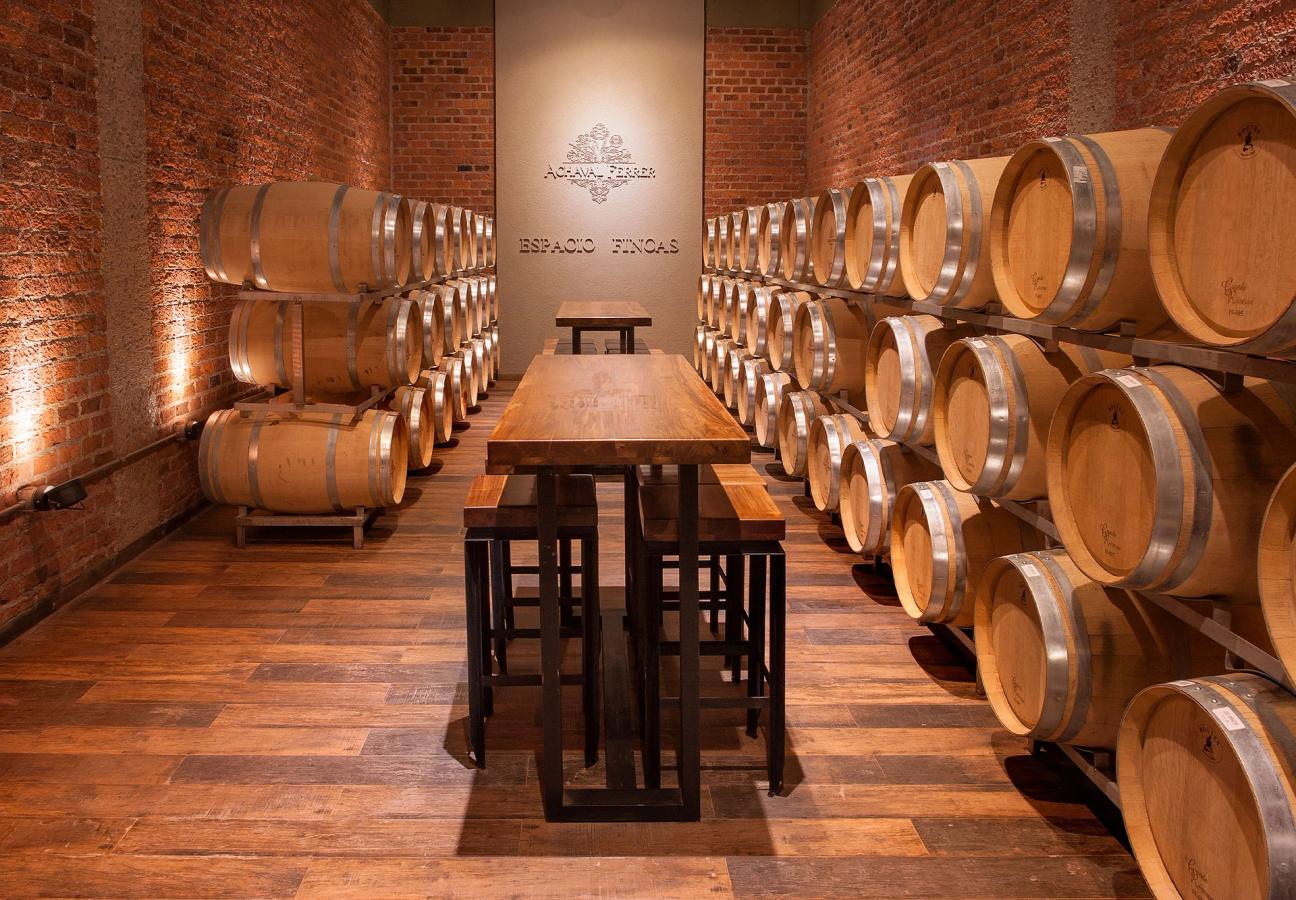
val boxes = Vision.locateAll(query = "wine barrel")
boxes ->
[839,438,941,555]
[757,201,785,277]
[200,182,411,292]
[198,408,407,513]
[1118,673,1296,900]
[472,337,489,393]
[845,174,912,294]
[481,329,496,385]
[890,479,1035,626]
[722,346,751,411]
[1259,462,1296,680]
[864,314,973,445]
[899,156,1008,309]
[736,355,772,427]
[711,337,735,395]
[793,296,874,399]
[976,549,1220,749]
[459,208,477,273]
[390,384,435,469]
[441,355,470,422]
[407,200,434,284]
[693,324,709,375]
[704,277,723,328]
[777,390,828,477]
[738,205,760,273]
[435,284,462,355]
[456,344,480,411]
[1048,365,1296,600]
[745,285,775,358]
[1149,80,1296,353]
[728,280,751,347]
[755,371,793,449]
[701,330,718,385]
[811,187,851,287]
[473,214,486,270]
[414,368,455,445]
[728,211,743,272]
[452,281,474,343]
[766,290,812,372]
[483,217,495,268]
[408,288,446,369]
[487,274,498,323]
[704,217,717,269]
[990,128,1175,334]
[696,274,712,322]
[229,296,421,392]
[807,413,869,512]
[427,203,453,278]
[780,197,815,282]
[717,215,731,270]
[933,336,1128,500]
[488,324,500,375]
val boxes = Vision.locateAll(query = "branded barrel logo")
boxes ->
[544,123,656,204]
[1238,123,1260,158]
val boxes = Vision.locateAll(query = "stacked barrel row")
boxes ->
[702,77,1296,900]
[197,181,501,516]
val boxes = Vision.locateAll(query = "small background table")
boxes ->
[487,354,749,821]
[555,301,653,354]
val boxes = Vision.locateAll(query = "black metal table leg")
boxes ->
[572,327,583,353]
[490,540,509,675]
[627,327,635,353]
[746,554,767,737]
[465,539,488,766]
[677,464,701,819]
[537,466,563,814]
[769,551,786,795]
[581,534,601,767]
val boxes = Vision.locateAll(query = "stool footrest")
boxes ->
[662,696,771,710]
[486,672,585,688]
[660,639,753,656]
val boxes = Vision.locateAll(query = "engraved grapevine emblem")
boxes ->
[562,123,634,204]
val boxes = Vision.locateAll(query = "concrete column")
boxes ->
[1068,0,1117,133]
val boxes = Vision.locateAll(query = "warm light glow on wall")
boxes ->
[9,363,43,465]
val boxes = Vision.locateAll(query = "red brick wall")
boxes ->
[1112,0,1296,128]
[806,0,1070,192]
[704,27,807,218]
[0,0,390,636]
[390,26,495,215]
[806,0,1295,193]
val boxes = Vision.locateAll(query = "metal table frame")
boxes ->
[568,325,637,354]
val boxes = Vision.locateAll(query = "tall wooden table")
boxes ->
[487,354,749,820]
[555,301,653,354]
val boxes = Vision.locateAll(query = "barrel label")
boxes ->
[1116,374,1142,389]
[1099,521,1120,556]
[1211,706,1246,732]
[1259,78,1290,88]
[1170,679,1197,688]
[1072,166,1090,185]
[1221,277,1251,314]
[1019,563,1041,579]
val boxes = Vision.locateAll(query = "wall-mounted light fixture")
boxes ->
[18,479,88,512]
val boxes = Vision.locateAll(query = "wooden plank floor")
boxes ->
[0,379,1149,898]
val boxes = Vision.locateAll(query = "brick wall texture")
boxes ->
[1,1,1289,636]
[805,0,1295,193]
[704,27,807,218]
[391,26,495,215]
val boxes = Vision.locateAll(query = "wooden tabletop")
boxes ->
[555,301,653,328]
[487,354,750,469]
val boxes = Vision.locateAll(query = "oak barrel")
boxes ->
[701,330,718,385]
[890,479,1035,627]
[414,368,455,445]
[780,197,815,282]
[696,274,712,322]
[990,128,1175,334]
[726,280,751,345]
[777,390,829,477]
[838,438,942,555]
[441,355,470,422]
[198,408,407,513]
[1118,673,1296,900]
[738,205,760,273]
[473,214,486,270]
[745,284,775,358]
[200,182,411,293]
[1148,79,1296,353]
[1047,365,1296,600]
[792,296,874,400]
[483,216,495,267]
[755,371,793,449]
[435,284,463,355]
[933,336,1128,500]
[1259,462,1296,680]
[729,211,744,272]
[407,200,434,284]
[459,208,477,273]
[229,296,420,392]
[845,174,912,294]
[756,201,785,277]
[711,337,736,395]
[456,344,480,411]
[704,217,717,269]
[722,346,750,411]
[408,288,446,370]
[864,314,972,446]
[811,187,852,287]
[390,384,435,469]
[717,214,731,270]
[807,413,869,512]
[694,324,710,374]
[899,156,1008,309]
[976,549,1220,749]
[736,355,772,427]
[429,203,453,278]
[766,290,812,372]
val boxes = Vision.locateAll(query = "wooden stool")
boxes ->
[632,472,786,794]
[463,473,601,768]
